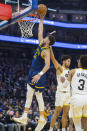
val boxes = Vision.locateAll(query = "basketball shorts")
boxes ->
[55,91,70,107]
[27,69,47,92]
[70,94,87,118]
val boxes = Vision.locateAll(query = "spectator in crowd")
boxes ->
[4,110,14,131]
[0,111,5,131]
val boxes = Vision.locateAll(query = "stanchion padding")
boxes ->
[0,3,12,20]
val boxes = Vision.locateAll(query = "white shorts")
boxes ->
[55,91,70,107]
[70,94,87,118]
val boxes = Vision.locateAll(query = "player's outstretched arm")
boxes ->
[38,17,44,45]
[50,47,63,72]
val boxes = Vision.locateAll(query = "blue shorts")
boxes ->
[27,69,47,92]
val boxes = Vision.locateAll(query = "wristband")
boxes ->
[39,71,44,76]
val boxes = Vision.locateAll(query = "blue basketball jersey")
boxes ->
[31,46,48,71]
[27,46,49,92]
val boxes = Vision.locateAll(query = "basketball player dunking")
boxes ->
[61,55,87,131]
[13,13,55,131]
[49,47,71,131]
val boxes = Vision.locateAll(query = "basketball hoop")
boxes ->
[18,13,38,38]
[18,4,47,38]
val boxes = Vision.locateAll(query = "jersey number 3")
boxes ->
[78,79,85,90]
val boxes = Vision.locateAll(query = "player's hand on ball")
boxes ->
[32,74,41,83]
[38,4,47,19]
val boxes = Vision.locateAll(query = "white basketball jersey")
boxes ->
[71,68,87,95]
[57,67,70,92]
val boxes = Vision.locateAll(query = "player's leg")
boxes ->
[70,94,83,131]
[57,115,62,131]
[49,106,62,131]
[82,117,87,131]
[62,105,70,131]
[71,104,82,131]
[82,105,87,131]
[62,92,70,131]
[22,84,34,114]
[81,117,85,131]
[49,92,63,131]
[13,84,34,124]
[69,108,74,131]
[35,91,46,131]
[69,118,74,131]
[73,117,82,131]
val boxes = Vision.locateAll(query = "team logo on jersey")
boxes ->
[33,48,40,59]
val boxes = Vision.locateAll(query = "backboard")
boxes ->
[0,0,38,30]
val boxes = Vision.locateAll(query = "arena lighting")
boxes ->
[22,17,87,29]
[0,35,87,49]
[48,8,56,12]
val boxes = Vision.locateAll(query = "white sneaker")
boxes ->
[13,116,28,125]
[35,119,47,131]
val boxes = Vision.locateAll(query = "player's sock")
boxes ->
[49,127,53,131]
[62,128,65,131]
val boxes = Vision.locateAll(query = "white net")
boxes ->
[18,20,36,38]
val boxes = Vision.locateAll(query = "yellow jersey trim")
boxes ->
[30,83,45,89]
[82,115,87,117]
[63,104,70,106]
[41,48,49,59]
[41,46,49,49]
[74,115,82,118]
[35,86,45,89]
[80,68,87,70]
[58,116,62,117]
[30,83,34,85]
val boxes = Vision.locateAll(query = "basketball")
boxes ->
[37,4,47,18]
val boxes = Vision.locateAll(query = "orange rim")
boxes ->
[19,14,39,22]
